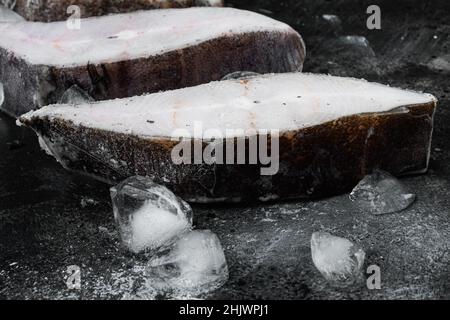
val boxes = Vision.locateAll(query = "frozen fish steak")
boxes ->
[0,7,305,117]
[19,73,436,203]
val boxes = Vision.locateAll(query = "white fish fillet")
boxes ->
[0,7,296,67]
[21,73,436,139]
[19,73,437,202]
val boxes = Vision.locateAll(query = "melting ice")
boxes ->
[0,6,24,23]
[58,85,94,105]
[350,169,416,214]
[311,232,365,283]
[110,176,193,254]
[145,230,229,295]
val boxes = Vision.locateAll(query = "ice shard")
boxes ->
[0,82,4,108]
[111,176,193,254]
[58,85,95,105]
[311,232,365,283]
[350,170,416,214]
[0,7,305,117]
[0,0,224,22]
[0,5,24,22]
[19,73,436,203]
[145,230,229,295]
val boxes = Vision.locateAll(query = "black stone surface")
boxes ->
[0,0,449,299]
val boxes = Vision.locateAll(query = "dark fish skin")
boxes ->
[1,0,224,22]
[0,30,305,117]
[20,102,435,203]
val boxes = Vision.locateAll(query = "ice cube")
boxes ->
[110,176,193,254]
[0,82,4,107]
[350,170,416,215]
[340,35,370,47]
[0,6,24,23]
[145,230,228,295]
[194,0,223,6]
[311,232,365,283]
[322,14,342,26]
[427,55,450,72]
[58,85,94,105]
[221,71,260,81]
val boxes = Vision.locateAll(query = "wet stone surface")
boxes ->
[0,0,449,299]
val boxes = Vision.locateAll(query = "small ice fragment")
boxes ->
[339,35,370,47]
[194,0,223,6]
[221,71,261,81]
[311,232,365,283]
[349,170,416,214]
[146,230,228,295]
[0,82,4,107]
[80,196,98,208]
[339,36,373,52]
[58,85,94,105]
[427,55,450,72]
[336,35,376,57]
[258,8,274,15]
[110,176,193,254]
[322,14,341,26]
[37,136,54,156]
[0,5,24,23]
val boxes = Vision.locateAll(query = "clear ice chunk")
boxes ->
[194,0,223,6]
[110,176,193,254]
[0,6,24,23]
[339,35,370,48]
[0,82,4,108]
[145,230,229,295]
[322,14,342,26]
[349,170,416,215]
[58,85,95,105]
[221,71,261,81]
[336,35,376,57]
[427,55,450,72]
[311,232,365,283]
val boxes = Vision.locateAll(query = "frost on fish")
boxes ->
[311,232,365,284]
[0,7,305,117]
[19,73,436,203]
[350,169,416,215]
[0,0,224,22]
[111,176,193,254]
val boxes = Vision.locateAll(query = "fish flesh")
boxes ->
[0,7,305,117]
[19,73,436,203]
[0,0,224,22]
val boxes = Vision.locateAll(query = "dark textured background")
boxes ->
[0,0,449,299]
